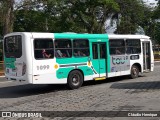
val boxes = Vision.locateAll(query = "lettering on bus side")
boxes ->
[112,56,129,65]
[111,55,130,72]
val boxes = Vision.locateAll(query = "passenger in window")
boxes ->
[66,44,71,57]
[55,49,63,57]
[74,51,78,56]
[80,51,86,56]
[74,50,78,56]
[55,42,62,57]
[74,50,86,56]
[55,42,60,48]
[42,49,51,58]
[126,47,131,54]
[116,48,121,54]
[66,44,70,48]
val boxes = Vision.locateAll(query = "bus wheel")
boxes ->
[130,65,139,79]
[67,70,83,89]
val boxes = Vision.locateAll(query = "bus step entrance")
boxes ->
[143,69,150,73]
[94,77,106,81]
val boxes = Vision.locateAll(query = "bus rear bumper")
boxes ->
[5,74,33,84]
[5,77,29,84]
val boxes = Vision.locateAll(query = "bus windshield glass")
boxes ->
[4,35,22,58]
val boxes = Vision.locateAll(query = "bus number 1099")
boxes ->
[37,65,49,70]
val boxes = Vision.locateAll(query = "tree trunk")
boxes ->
[2,0,14,36]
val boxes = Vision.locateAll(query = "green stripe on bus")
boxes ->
[54,33,110,78]
[4,57,16,69]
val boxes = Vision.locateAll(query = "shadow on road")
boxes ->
[110,81,160,89]
[0,76,145,98]
[0,76,129,98]
[0,84,68,98]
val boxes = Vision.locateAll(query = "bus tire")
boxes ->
[130,65,139,79]
[67,70,83,89]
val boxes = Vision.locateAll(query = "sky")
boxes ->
[142,0,159,8]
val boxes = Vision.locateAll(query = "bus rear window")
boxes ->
[4,35,22,58]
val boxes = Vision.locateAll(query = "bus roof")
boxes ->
[54,33,108,39]
[4,32,109,39]
[108,34,150,39]
[4,32,150,40]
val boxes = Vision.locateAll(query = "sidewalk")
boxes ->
[0,76,6,82]
[154,61,160,65]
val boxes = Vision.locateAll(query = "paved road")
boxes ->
[0,65,160,120]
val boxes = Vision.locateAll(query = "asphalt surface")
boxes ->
[0,63,160,120]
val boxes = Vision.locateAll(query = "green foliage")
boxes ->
[44,0,119,33]
[0,0,159,44]
[14,10,48,32]
[140,2,160,44]
[154,23,160,44]
[115,0,148,34]
[13,0,120,33]
[153,1,160,19]
[153,1,160,44]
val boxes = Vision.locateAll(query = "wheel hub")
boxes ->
[72,75,79,85]
[133,68,137,75]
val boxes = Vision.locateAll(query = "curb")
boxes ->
[0,76,6,82]
[154,61,160,63]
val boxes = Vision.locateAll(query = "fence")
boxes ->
[153,45,160,61]
[0,61,4,76]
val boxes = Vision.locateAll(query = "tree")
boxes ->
[1,0,14,36]
[14,10,48,32]
[154,23,160,44]
[0,0,14,61]
[115,0,148,34]
[153,0,160,19]
[152,1,160,44]
[14,0,60,32]
[44,0,119,33]
[139,1,160,44]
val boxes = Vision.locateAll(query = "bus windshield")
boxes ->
[4,35,22,58]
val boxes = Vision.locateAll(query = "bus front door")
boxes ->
[92,42,107,80]
[143,42,151,71]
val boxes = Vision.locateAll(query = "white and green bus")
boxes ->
[3,32,154,89]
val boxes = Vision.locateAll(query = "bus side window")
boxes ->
[55,39,72,58]
[73,39,89,57]
[126,39,141,54]
[109,39,125,55]
[34,39,54,59]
